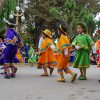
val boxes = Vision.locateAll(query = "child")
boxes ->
[3,19,23,79]
[72,22,94,80]
[56,24,77,82]
[0,37,19,75]
[96,40,100,67]
[96,30,100,82]
[38,29,57,76]
[28,44,36,65]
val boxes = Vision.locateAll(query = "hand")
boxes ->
[36,52,41,56]
[64,48,68,55]
[62,49,69,58]
[17,42,23,47]
[75,45,80,50]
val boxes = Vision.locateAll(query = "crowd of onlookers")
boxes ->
[16,43,38,63]
[0,36,98,66]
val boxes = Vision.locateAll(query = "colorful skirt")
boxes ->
[2,45,18,64]
[28,55,36,63]
[57,54,70,69]
[73,48,90,68]
[38,48,57,67]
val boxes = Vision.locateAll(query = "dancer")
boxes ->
[72,22,94,80]
[56,24,77,82]
[38,29,57,76]
[28,44,36,65]
[3,19,23,79]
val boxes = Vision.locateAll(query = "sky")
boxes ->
[95,13,100,20]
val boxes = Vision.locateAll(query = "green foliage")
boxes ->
[49,0,97,35]
[20,33,33,44]
[77,8,96,34]
[23,0,100,46]
[49,7,62,19]
[84,15,96,34]
[79,8,87,18]
[0,0,18,34]
[0,0,98,45]
[64,0,76,10]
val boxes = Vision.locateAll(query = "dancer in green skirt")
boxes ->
[72,22,94,80]
[28,44,36,63]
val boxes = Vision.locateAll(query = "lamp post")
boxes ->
[9,6,25,33]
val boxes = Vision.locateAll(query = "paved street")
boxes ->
[0,65,100,100]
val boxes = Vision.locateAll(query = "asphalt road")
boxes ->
[0,65,100,100]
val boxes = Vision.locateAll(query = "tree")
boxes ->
[0,0,18,34]
[24,0,58,48]
[21,0,100,47]
[0,0,4,12]
[75,0,100,16]
[49,0,98,36]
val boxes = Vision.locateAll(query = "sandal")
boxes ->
[4,74,11,79]
[71,73,77,83]
[10,74,16,78]
[97,65,100,68]
[98,80,100,82]
[78,76,87,80]
[57,78,65,82]
[40,73,48,76]
[78,75,83,80]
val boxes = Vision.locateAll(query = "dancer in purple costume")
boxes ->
[3,19,23,79]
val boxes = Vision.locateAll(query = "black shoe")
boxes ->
[11,74,16,78]
[0,72,4,75]
[37,66,42,69]
[4,72,7,75]
[4,75,11,79]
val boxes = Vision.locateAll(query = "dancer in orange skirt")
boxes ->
[16,48,24,62]
[96,40,100,68]
[38,29,57,76]
[95,30,100,82]
[56,25,77,82]
[96,30,100,68]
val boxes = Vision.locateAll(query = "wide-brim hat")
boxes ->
[59,24,67,33]
[3,18,16,26]
[42,29,52,38]
[76,21,88,33]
